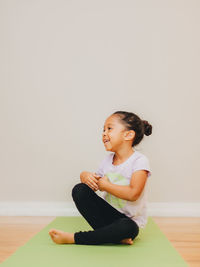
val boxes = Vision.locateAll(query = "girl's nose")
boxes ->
[103,129,108,134]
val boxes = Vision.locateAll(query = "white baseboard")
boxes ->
[147,202,200,217]
[0,201,200,217]
[0,202,79,216]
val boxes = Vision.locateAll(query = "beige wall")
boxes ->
[0,0,200,203]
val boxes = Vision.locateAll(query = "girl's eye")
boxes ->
[103,127,112,132]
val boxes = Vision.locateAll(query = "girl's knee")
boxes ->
[118,218,139,238]
[128,220,139,239]
[71,183,91,200]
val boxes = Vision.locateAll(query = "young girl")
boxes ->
[49,111,152,245]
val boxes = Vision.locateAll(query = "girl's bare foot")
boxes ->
[49,229,75,244]
[120,238,133,245]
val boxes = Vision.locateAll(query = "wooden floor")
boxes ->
[0,217,200,266]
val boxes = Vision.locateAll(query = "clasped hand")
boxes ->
[90,173,110,191]
[97,175,110,191]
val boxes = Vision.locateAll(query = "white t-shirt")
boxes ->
[95,150,151,228]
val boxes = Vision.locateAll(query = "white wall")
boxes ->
[0,0,200,208]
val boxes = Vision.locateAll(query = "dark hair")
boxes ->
[112,111,152,147]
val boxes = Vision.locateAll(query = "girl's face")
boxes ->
[102,115,128,152]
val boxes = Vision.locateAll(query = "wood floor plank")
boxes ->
[0,216,56,264]
[152,217,200,267]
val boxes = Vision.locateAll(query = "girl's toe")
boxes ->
[50,229,57,234]
[49,232,53,238]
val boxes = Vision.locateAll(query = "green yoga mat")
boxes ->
[1,217,188,267]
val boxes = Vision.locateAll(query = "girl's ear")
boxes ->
[124,130,135,141]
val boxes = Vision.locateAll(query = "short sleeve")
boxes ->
[132,156,152,178]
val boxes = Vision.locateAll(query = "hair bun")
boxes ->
[143,120,152,136]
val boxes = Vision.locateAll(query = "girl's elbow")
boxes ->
[129,192,140,201]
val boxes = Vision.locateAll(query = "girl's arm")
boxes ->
[98,170,148,201]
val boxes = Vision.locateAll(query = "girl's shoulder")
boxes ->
[129,150,151,177]
[132,150,149,161]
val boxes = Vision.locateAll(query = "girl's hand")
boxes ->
[80,172,102,191]
[97,176,110,191]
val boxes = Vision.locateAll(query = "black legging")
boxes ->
[72,183,139,245]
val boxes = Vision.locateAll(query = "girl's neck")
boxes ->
[113,147,135,164]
